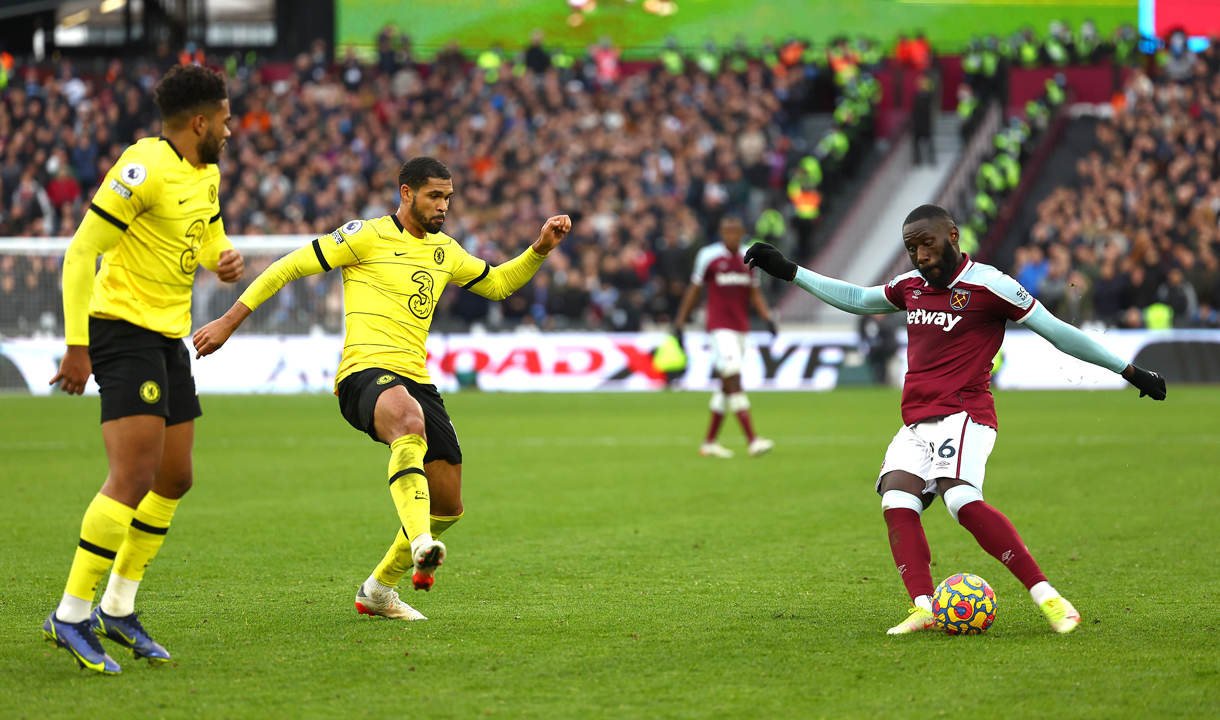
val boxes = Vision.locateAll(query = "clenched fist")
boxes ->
[533,215,572,256]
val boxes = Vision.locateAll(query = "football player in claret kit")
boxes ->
[745,205,1166,635]
[674,215,777,459]
[45,65,244,673]
[194,157,570,621]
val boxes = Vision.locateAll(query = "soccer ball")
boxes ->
[932,573,997,635]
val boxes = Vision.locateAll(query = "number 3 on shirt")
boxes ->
[179,220,206,274]
[408,271,436,319]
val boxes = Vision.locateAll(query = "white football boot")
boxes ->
[410,539,447,591]
[354,583,427,620]
[699,442,734,458]
[747,437,774,457]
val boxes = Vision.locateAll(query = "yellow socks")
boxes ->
[59,493,136,622]
[373,435,431,588]
[102,492,180,617]
[431,512,464,538]
[372,527,416,589]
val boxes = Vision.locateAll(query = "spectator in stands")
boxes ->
[0,31,877,335]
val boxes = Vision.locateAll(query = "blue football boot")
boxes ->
[43,612,122,674]
[91,608,171,663]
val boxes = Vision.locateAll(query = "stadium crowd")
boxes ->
[0,35,860,336]
[1013,43,1220,329]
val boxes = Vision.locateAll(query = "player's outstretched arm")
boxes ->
[465,215,571,301]
[192,240,331,358]
[1021,304,1166,400]
[50,211,124,394]
[744,242,898,316]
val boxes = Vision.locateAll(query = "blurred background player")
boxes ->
[745,204,1166,635]
[674,216,776,459]
[193,157,571,621]
[45,65,244,674]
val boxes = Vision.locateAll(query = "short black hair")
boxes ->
[399,157,452,190]
[154,65,228,125]
[903,204,954,228]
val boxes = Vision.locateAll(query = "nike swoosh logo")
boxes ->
[179,198,189,204]
[395,252,407,257]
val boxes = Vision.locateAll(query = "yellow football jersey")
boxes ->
[313,215,499,385]
[238,213,547,388]
[87,137,230,338]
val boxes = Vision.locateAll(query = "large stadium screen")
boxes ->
[337,0,1138,57]
[1149,0,1220,38]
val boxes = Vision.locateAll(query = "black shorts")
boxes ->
[336,368,462,465]
[89,317,202,426]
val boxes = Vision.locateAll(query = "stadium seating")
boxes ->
[1010,44,1220,329]
[0,41,881,335]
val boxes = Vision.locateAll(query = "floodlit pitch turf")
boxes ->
[1,388,1217,719]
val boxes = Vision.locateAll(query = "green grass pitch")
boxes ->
[1,387,1218,718]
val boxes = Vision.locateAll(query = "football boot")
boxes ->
[411,539,446,591]
[43,612,121,674]
[91,608,171,662]
[355,584,427,620]
[886,605,937,635]
[1039,596,1081,634]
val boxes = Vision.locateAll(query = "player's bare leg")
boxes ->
[425,459,464,535]
[880,470,937,634]
[937,478,1079,634]
[356,388,442,619]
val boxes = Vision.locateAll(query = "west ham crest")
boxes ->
[950,288,971,310]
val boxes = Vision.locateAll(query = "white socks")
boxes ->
[100,574,140,617]
[914,594,933,612]
[1029,581,1059,606]
[364,573,395,599]
[55,593,92,624]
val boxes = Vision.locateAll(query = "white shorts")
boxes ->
[710,329,747,377]
[875,411,997,495]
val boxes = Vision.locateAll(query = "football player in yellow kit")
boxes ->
[193,156,570,620]
[44,65,244,673]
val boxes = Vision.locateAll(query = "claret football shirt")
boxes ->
[690,242,759,332]
[883,255,1037,428]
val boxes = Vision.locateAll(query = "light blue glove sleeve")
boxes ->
[1021,304,1128,373]
[793,267,899,315]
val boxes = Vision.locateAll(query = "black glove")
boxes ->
[744,242,797,282]
[766,319,779,337]
[1126,364,1166,400]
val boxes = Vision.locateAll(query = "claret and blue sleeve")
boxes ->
[1020,304,1128,373]
[792,267,899,315]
